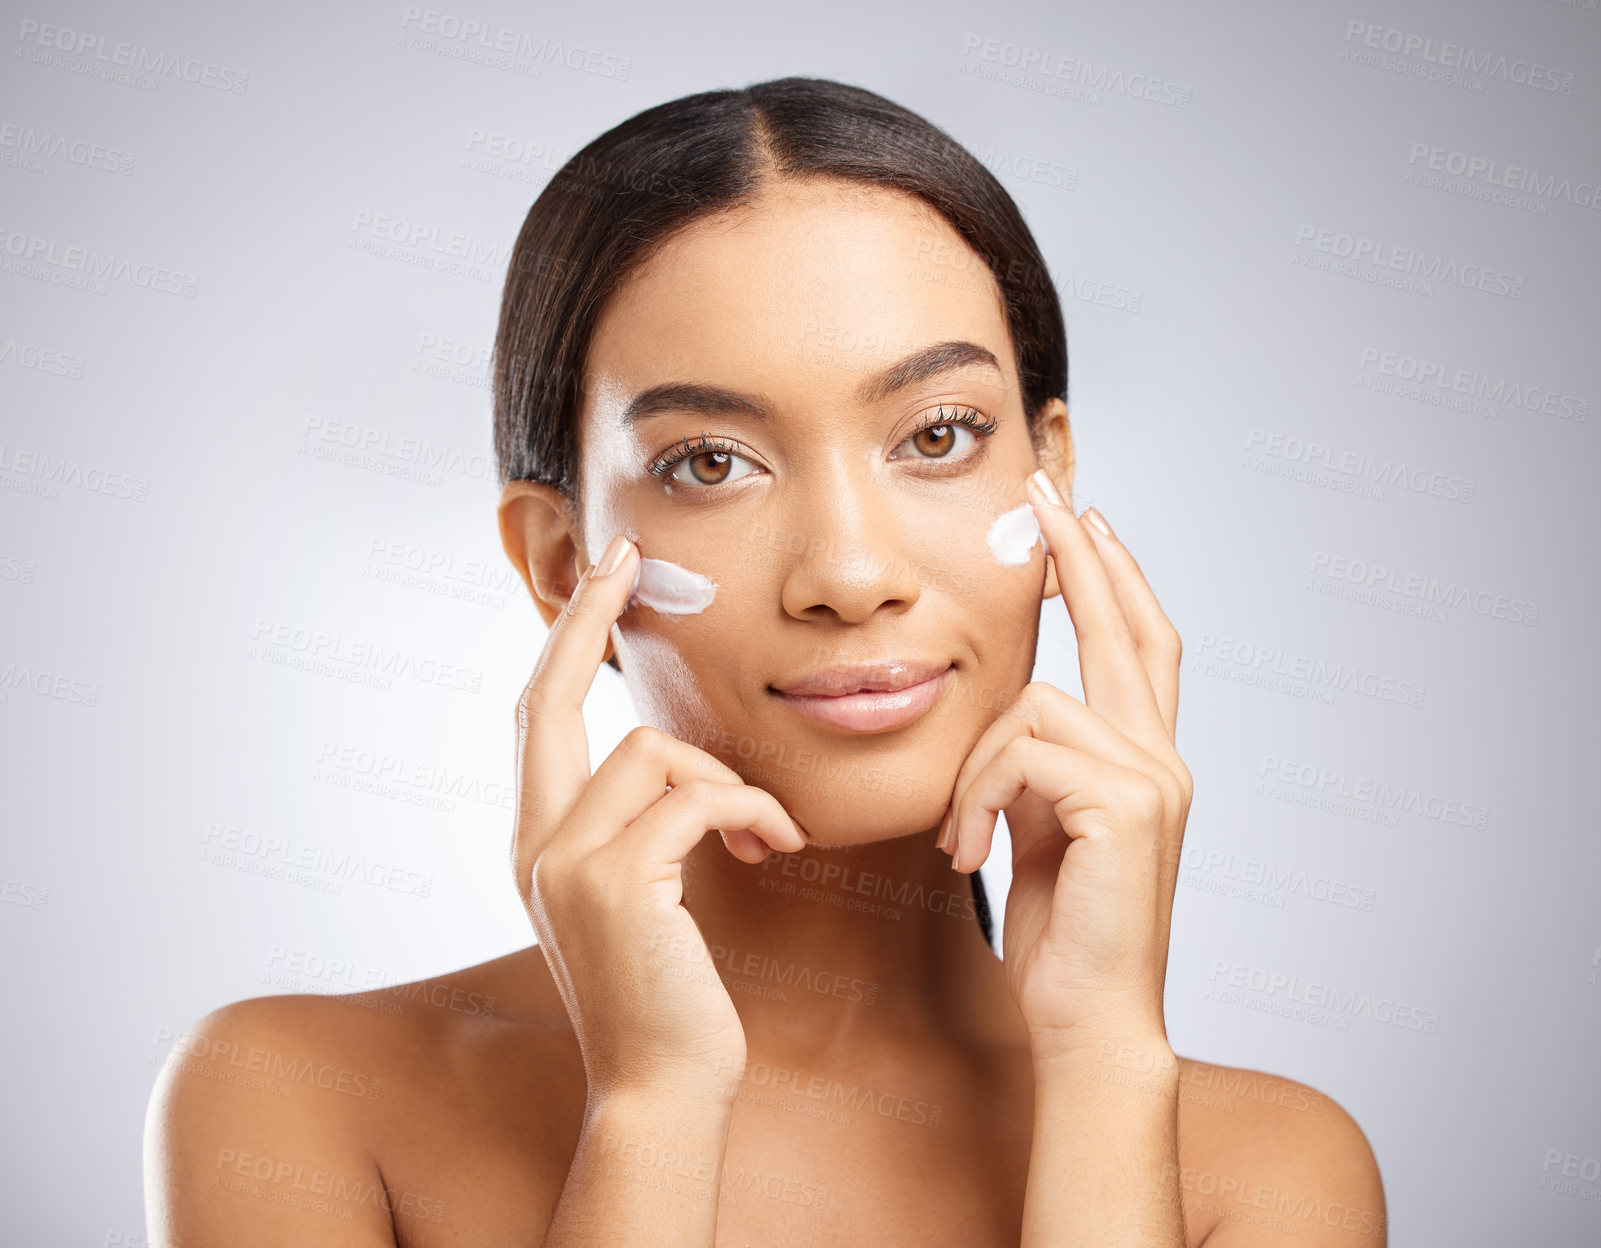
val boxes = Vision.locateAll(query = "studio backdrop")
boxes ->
[1,0,1597,1243]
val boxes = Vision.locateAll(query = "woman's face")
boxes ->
[575,176,1071,845]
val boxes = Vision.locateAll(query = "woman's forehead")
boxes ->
[584,182,1012,407]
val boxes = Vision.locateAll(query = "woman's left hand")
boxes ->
[939,468,1192,1057]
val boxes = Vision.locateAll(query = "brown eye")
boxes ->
[659,444,760,489]
[895,419,983,462]
[911,424,958,457]
[687,451,733,485]
[891,404,996,464]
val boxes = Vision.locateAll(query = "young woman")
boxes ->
[146,77,1385,1246]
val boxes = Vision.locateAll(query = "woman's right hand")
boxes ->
[510,532,807,1103]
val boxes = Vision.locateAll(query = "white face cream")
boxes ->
[625,556,718,615]
[986,502,1053,566]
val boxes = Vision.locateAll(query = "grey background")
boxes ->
[1,0,1598,1243]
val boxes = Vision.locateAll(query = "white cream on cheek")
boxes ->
[621,504,1038,613]
[625,555,719,615]
[627,505,1050,611]
[985,503,1053,566]
[620,501,1040,614]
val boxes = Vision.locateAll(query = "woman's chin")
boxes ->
[743,784,947,851]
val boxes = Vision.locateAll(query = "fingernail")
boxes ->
[1029,468,1065,506]
[1082,507,1114,538]
[948,815,962,870]
[595,533,629,577]
[935,809,954,852]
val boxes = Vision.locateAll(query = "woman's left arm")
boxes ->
[939,469,1192,1246]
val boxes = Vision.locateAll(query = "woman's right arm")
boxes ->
[144,535,800,1247]
[516,533,806,1246]
[543,1081,736,1244]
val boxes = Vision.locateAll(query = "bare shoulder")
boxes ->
[144,987,400,1245]
[1171,1054,1387,1246]
[144,946,581,1246]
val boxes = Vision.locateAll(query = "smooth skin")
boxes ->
[145,177,1385,1246]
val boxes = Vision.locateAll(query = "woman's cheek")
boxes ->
[907,497,1046,610]
[615,628,725,748]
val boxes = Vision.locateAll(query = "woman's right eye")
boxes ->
[646,435,763,489]
[665,448,761,488]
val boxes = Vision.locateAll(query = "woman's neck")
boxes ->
[679,824,1025,1067]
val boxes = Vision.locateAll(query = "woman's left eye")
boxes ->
[891,405,999,462]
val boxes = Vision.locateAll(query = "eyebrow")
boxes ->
[618,340,1004,426]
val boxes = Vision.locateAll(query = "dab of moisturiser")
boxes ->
[626,556,718,615]
[985,502,1053,567]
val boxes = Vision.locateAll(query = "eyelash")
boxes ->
[643,404,1000,484]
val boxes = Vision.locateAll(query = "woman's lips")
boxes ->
[771,664,954,733]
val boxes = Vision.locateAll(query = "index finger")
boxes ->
[514,532,640,836]
[1076,511,1183,741]
[1026,471,1168,749]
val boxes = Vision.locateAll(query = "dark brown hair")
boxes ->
[493,74,1067,498]
[491,76,1070,947]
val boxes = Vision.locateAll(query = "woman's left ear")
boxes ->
[1034,398,1072,603]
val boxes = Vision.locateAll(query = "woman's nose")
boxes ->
[774,475,926,624]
